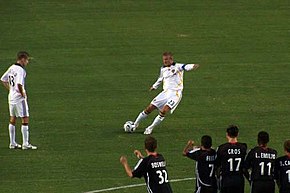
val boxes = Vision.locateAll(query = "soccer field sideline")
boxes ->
[83,177,195,193]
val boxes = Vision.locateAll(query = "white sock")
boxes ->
[148,115,165,129]
[9,124,16,145]
[21,125,29,146]
[134,111,148,127]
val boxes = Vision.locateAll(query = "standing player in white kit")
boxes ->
[133,52,199,134]
[1,51,37,149]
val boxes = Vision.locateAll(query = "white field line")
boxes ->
[84,177,195,193]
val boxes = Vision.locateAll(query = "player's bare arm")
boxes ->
[17,84,26,98]
[120,156,133,177]
[1,81,10,90]
[182,140,194,156]
[134,150,144,159]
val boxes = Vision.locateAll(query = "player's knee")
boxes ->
[9,121,16,125]
[159,111,166,117]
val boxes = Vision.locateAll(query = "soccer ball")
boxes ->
[123,121,136,133]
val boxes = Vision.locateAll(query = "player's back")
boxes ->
[216,142,247,188]
[186,148,217,187]
[275,155,290,193]
[145,154,173,193]
[245,146,277,181]
[1,64,26,104]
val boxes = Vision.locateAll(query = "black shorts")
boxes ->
[220,175,244,193]
[220,185,244,193]
[251,180,275,193]
[195,185,217,193]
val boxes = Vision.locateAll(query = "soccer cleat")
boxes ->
[22,144,37,150]
[144,127,153,135]
[9,143,22,149]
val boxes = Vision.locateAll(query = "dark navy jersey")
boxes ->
[275,155,290,193]
[216,142,247,188]
[244,146,277,181]
[186,148,217,188]
[132,153,173,193]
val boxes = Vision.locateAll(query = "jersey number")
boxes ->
[8,75,15,87]
[286,170,290,183]
[156,170,169,184]
[227,158,241,172]
[259,162,272,176]
[209,164,214,177]
[168,100,175,106]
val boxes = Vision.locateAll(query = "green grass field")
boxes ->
[0,1,289,192]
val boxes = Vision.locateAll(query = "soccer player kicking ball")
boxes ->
[1,51,37,150]
[120,136,173,193]
[244,131,277,193]
[183,135,217,193]
[275,140,290,193]
[132,52,199,134]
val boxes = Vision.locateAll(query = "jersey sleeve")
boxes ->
[152,68,163,89]
[177,63,196,72]
[186,148,201,161]
[132,158,147,178]
[15,68,24,85]
[1,68,9,82]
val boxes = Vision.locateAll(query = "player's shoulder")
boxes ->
[267,147,277,154]
[276,155,289,161]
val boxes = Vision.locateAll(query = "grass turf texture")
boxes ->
[0,0,289,192]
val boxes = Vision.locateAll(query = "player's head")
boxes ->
[257,131,269,146]
[201,135,212,149]
[226,125,239,138]
[284,140,290,154]
[162,52,174,67]
[145,136,157,153]
[17,51,30,66]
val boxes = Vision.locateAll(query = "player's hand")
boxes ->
[120,156,128,164]
[187,140,194,146]
[134,150,143,159]
[149,87,155,91]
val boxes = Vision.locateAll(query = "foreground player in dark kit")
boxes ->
[216,125,247,193]
[244,131,277,193]
[275,140,290,193]
[183,135,217,193]
[120,136,173,193]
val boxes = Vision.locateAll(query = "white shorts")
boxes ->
[151,90,182,114]
[9,100,29,117]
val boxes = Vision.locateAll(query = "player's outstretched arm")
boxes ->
[120,156,133,177]
[183,64,199,71]
[182,140,194,156]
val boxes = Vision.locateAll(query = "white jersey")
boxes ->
[1,64,26,104]
[152,62,196,91]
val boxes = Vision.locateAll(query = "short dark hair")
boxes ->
[284,140,290,153]
[17,51,30,60]
[145,136,157,152]
[257,131,269,145]
[226,125,239,138]
[201,135,212,149]
[162,51,173,57]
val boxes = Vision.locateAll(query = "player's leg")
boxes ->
[17,100,37,150]
[144,105,171,135]
[133,104,157,128]
[8,103,21,149]
[134,91,165,129]
[8,115,21,149]
[144,90,182,134]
